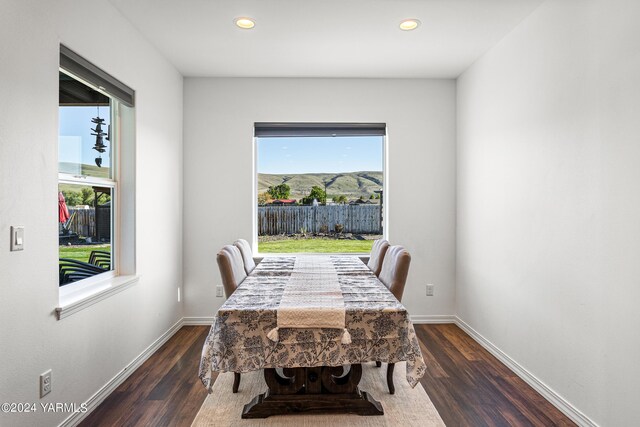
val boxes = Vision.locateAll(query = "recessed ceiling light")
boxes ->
[235,17,255,29]
[399,19,420,31]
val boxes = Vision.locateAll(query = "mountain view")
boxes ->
[258,171,383,200]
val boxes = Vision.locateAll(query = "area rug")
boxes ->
[192,362,445,426]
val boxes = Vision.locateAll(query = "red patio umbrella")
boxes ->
[58,191,70,223]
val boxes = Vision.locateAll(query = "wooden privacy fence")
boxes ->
[63,207,111,239]
[65,208,95,237]
[258,205,382,235]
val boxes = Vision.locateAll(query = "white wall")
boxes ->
[457,0,640,425]
[0,1,183,425]
[183,78,456,319]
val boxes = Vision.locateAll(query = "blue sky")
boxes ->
[257,136,383,174]
[59,106,111,170]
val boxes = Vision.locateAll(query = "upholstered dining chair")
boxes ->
[217,245,247,298]
[367,239,390,276]
[376,245,412,394]
[216,244,247,392]
[234,238,256,274]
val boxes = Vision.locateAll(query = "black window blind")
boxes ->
[60,45,135,107]
[255,123,386,138]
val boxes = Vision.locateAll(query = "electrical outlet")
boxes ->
[426,284,435,296]
[216,286,223,298]
[40,369,51,398]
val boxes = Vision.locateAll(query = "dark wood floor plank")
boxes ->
[80,323,575,426]
[416,331,449,379]
[147,330,205,401]
[79,326,209,427]
[417,324,576,427]
[418,326,491,398]
[439,323,483,362]
[119,327,199,398]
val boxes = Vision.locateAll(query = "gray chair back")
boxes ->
[378,245,411,301]
[217,245,247,298]
[367,239,390,276]
[234,239,256,274]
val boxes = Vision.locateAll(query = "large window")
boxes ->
[58,46,135,291]
[255,123,385,254]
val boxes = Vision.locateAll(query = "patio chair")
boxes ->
[89,250,111,269]
[59,258,109,286]
[375,245,411,394]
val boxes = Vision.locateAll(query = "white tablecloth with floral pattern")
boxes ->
[199,255,426,392]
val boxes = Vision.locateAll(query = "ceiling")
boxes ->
[108,0,543,79]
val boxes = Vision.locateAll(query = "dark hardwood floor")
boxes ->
[80,324,575,426]
[415,324,575,427]
[79,326,212,427]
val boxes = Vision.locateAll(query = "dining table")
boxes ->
[198,254,426,419]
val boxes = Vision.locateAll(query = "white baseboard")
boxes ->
[454,316,598,427]
[410,314,456,324]
[58,314,597,427]
[183,316,215,325]
[58,318,184,427]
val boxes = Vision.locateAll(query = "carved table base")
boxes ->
[242,364,384,418]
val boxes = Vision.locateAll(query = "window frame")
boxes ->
[252,123,388,256]
[58,68,119,288]
[56,46,137,319]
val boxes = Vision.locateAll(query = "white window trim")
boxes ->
[252,130,388,256]
[56,274,139,320]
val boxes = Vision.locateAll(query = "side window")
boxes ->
[58,46,135,289]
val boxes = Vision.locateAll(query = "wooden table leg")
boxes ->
[386,363,395,394]
[242,365,384,418]
[232,373,241,393]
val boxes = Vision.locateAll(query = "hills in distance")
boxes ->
[59,164,383,201]
[258,171,383,200]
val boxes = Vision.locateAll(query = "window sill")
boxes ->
[56,275,139,320]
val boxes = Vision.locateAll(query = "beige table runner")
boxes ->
[267,255,351,344]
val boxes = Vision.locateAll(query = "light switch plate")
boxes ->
[10,226,24,251]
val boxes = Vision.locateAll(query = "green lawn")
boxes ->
[258,239,374,253]
[59,244,111,263]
